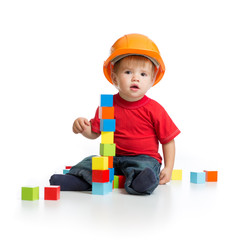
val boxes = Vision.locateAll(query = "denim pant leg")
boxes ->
[118,155,161,195]
[68,155,95,186]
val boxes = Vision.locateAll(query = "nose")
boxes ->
[131,74,139,82]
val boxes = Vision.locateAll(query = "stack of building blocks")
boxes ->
[190,172,206,184]
[21,186,39,201]
[171,169,182,180]
[92,94,116,195]
[44,186,60,200]
[114,175,126,188]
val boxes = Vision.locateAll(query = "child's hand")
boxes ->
[73,117,91,134]
[159,167,172,185]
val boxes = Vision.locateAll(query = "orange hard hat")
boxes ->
[103,33,165,87]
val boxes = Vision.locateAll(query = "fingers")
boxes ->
[159,170,170,185]
[73,118,90,134]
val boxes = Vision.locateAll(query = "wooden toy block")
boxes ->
[171,169,182,180]
[109,168,114,181]
[92,170,110,183]
[204,170,218,182]
[100,94,113,107]
[65,166,72,169]
[190,172,206,184]
[117,175,125,188]
[108,156,113,168]
[21,186,39,201]
[99,107,114,119]
[63,169,70,174]
[114,175,119,188]
[101,131,114,144]
[100,143,116,156]
[92,182,111,195]
[92,156,108,170]
[44,186,60,200]
[100,119,116,132]
[108,181,113,192]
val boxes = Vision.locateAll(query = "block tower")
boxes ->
[92,94,115,195]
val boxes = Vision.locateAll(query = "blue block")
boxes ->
[108,181,113,192]
[92,182,111,195]
[100,119,116,132]
[101,94,113,107]
[63,169,70,174]
[109,168,114,181]
[190,172,206,184]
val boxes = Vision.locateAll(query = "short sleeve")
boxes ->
[152,104,181,144]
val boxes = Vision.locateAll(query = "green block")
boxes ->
[114,175,119,188]
[100,143,116,156]
[21,186,39,201]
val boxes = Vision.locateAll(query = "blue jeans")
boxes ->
[68,155,161,195]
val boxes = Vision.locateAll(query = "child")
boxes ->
[50,33,180,195]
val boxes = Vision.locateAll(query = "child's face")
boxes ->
[111,57,155,102]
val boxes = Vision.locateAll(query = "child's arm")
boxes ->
[159,139,175,184]
[73,117,100,139]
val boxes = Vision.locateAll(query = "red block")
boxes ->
[44,186,60,200]
[117,175,126,188]
[92,170,110,183]
[65,166,72,169]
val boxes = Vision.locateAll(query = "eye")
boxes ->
[124,70,132,74]
[141,72,147,77]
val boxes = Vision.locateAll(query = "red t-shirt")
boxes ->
[91,93,180,163]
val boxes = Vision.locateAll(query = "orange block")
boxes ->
[204,170,218,182]
[108,156,113,168]
[99,107,114,119]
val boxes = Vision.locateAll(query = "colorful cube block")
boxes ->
[204,170,218,182]
[44,186,60,200]
[100,94,113,107]
[101,131,114,144]
[117,175,125,188]
[114,175,119,188]
[109,168,114,181]
[92,182,111,195]
[92,156,108,170]
[190,172,206,184]
[21,186,39,201]
[63,169,70,174]
[65,166,72,169]
[171,169,182,180]
[100,119,116,132]
[92,170,110,183]
[108,156,113,168]
[99,107,114,119]
[100,143,116,156]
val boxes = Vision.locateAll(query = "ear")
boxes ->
[111,72,118,87]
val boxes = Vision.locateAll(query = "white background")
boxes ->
[1,0,229,239]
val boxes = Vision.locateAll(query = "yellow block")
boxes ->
[171,169,182,180]
[101,131,114,144]
[92,156,108,170]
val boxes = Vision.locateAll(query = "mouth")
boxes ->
[130,84,140,90]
